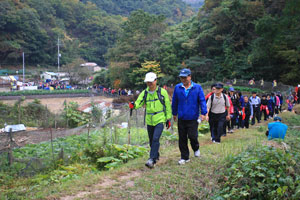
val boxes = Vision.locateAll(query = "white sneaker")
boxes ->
[178,159,190,165]
[194,150,200,157]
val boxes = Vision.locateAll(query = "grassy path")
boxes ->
[46,124,267,200]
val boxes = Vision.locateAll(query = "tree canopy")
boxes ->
[106,0,300,87]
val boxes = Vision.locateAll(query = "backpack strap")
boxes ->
[142,90,148,104]
[157,87,166,115]
[223,93,228,107]
[210,93,214,110]
[210,93,228,110]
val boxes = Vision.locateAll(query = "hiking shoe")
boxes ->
[145,159,155,169]
[178,159,190,165]
[194,150,200,157]
[213,140,221,144]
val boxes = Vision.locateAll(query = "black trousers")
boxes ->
[223,110,228,135]
[209,112,226,143]
[178,119,199,160]
[262,109,268,120]
[242,115,250,128]
[251,106,260,125]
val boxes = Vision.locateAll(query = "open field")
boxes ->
[1,96,113,114]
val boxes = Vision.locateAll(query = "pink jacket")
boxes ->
[276,96,280,106]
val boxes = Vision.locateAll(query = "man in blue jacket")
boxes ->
[172,68,208,165]
[266,116,288,140]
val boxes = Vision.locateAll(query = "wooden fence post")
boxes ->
[7,128,13,166]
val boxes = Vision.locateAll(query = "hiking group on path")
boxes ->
[129,69,299,168]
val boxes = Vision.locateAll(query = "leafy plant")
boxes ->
[215,146,300,200]
[63,101,91,128]
[162,130,178,141]
[198,122,210,134]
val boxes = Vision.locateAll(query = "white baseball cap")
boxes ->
[144,72,157,82]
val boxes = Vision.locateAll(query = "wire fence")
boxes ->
[0,105,175,177]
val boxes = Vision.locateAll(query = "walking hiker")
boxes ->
[241,96,253,129]
[223,89,234,134]
[267,94,274,118]
[272,80,277,88]
[172,68,207,165]
[249,91,261,125]
[206,84,216,138]
[260,94,269,121]
[206,83,231,144]
[129,72,172,168]
[296,85,300,104]
[229,87,239,129]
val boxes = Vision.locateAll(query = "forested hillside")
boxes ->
[81,0,194,23]
[104,0,300,88]
[0,0,193,67]
[0,0,122,66]
[1,0,299,86]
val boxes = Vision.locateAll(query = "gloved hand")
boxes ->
[166,120,171,129]
[129,101,134,109]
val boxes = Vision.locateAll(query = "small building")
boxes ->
[80,62,106,72]
[40,72,58,81]
[40,72,70,81]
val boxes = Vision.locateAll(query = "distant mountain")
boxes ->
[182,0,204,9]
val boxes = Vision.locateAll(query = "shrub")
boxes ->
[198,122,210,134]
[224,86,264,93]
[215,146,300,200]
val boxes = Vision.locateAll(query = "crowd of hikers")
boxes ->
[128,69,300,168]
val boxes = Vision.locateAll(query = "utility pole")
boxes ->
[22,52,25,84]
[57,37,60,73]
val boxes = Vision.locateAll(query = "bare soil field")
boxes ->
[1,96,113,113]
[0,96,114,150]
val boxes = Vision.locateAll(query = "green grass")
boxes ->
[2,112,299,200]
[17,127,266,200]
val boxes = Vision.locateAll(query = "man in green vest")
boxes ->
[129,72,172,168]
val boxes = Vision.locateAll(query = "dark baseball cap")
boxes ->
[274,116,282,121]
[215,83,223,89]
[179,68,191,77]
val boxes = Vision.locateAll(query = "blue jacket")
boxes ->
[268,122,288,140]
[172,82,207,120]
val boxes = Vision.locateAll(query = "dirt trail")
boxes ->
[57,120,271,200]
[60,155,173,200]
[58,131,245,200]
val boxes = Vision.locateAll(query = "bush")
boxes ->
[198,122,210,134]
[215,146,300,200]
[224,86,264,93]
[84,142,147,170]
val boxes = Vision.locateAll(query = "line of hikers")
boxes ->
[129,69,293,168]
